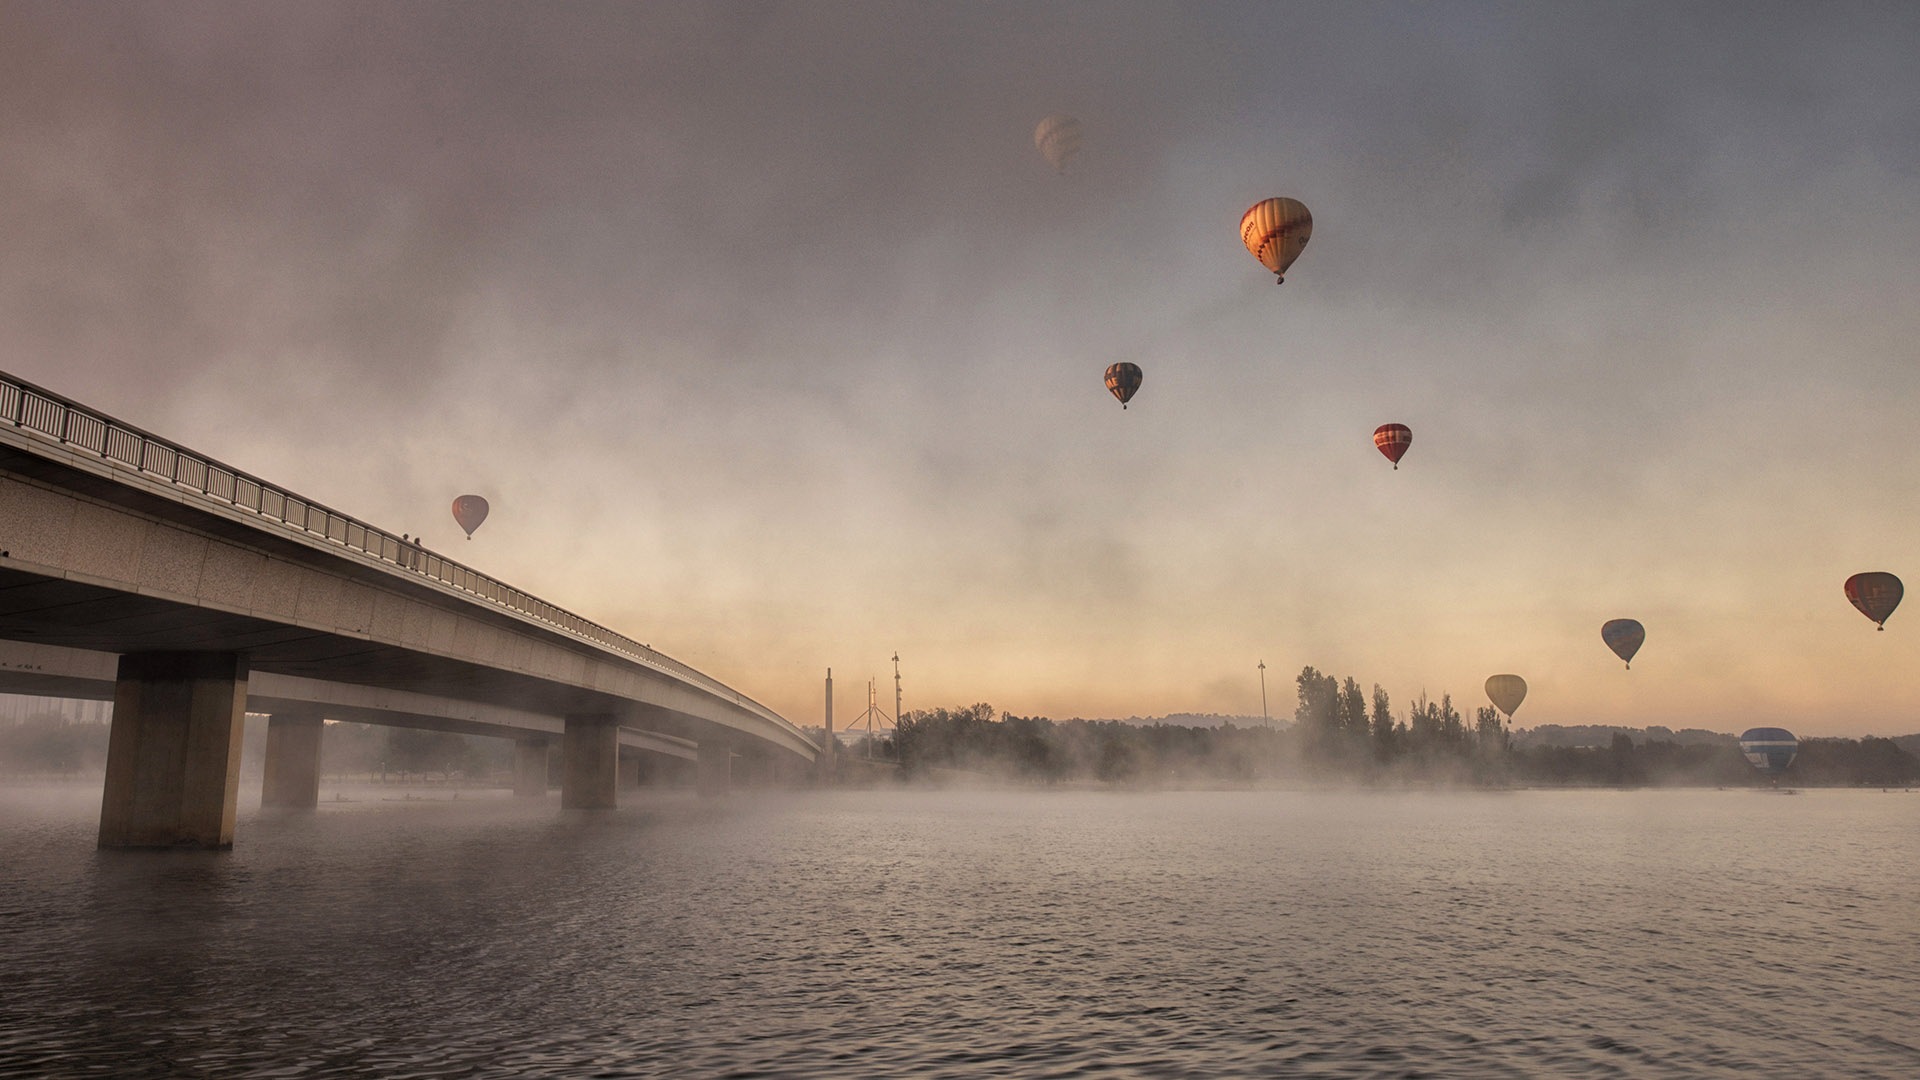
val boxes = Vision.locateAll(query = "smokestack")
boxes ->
[823,668,834,766]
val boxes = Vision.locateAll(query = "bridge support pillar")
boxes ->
[697,740,731,798]
[562,715,619,810]
[513,738,549,798]
[261,709,324,809]
[619,747,644,790]
[99,652,249,850]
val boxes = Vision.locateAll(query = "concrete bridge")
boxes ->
[0,371,816,848]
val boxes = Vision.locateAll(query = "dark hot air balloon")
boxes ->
[1240,197,1312,283]
[1843,572,1902,630]
[1738,727,1798,776]
[451,495,490,539]
[1373,424,1412,469]
[1104,362,1142,409]
[1485,674,1527,720]
[1601,619,1645,669]
[1034,115,1082,173]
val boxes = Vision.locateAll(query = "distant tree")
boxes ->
[1789,737,1920,786]
[1607,732,1640,785]
[1438,694,1464,746]
[1339,677,1368,751]
[321,722,385,778]
[386,727,466,779]
[1370,685,1396,760]
[1,714,82,773]
[1095,733,1138,783]
[1295,667,1340,759]
[1473,706,1505,755]
[1408,693,1438,750]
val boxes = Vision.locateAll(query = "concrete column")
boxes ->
[562,715,618,810]
[99,652,249,850]
[618,748,643,790]
[697,740,731,799]
[261,710,324,809]
[513,738,549,798]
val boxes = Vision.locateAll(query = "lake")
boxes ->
[1,785,1916,1077]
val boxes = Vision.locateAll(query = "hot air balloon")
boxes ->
[1738,727,1798,776]
[1240,197,1312,283]
[451,495,490,539]
[1104,362,1142,409]
[1373,424,1412,469]
[1034,115,1082,173]
[1485,674,1527,720]
[1843,572,1902,630]
[1601,619,1645,669]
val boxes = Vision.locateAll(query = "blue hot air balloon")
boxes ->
[1738,727,1798,776]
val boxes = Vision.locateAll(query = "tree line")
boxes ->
[875,665,1920,788]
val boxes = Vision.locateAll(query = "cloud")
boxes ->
[4,2,1918,733]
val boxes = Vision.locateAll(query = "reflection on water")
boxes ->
[2,786,1917,1078]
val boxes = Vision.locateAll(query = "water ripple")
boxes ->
[1,787,1917,1077]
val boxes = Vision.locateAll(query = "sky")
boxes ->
[3,1,1917,737]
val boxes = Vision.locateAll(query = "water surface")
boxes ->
[2,786,1916,1077]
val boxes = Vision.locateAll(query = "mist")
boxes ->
[6,7,1920,1073]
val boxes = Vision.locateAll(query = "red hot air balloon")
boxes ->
[1104,362,1142,409]
[1373,424,1412,469]
[451,495,490,539]
[1843,572,1902,630]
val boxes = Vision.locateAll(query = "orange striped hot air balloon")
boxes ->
[1104,362,1142,409]
[1240,197,1312,283]
[1373,424,1412,469]
[1034,116,1082,173]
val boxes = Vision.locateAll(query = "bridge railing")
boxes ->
[0,371,801,740]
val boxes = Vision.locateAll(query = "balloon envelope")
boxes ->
[1601,619,1645,668]
[1485,674,1527,718]
[1034,115,1082,173]
[1104,362,1142,408]
[1843,571,1902,629]
[1240,197,1312,283]
[1738,727,1798,775]
[1373,424,1412,468]
[451,495,490,538]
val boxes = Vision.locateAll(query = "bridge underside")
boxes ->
[0,637,738,843]
[0,641,702,759]
[0,563,805,772]
[0,537,787,847]
[0,564,684,731]
[0,379,809,849]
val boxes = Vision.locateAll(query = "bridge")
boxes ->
[0,370,817,848]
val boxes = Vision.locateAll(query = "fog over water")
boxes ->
[3,787,1916,1078]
